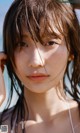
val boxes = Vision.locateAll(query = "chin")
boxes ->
[24,84,50,94]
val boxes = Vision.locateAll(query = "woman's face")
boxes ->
[14,27,69,93]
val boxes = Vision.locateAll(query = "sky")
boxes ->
[0,0,13,51]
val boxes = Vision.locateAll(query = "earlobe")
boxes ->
[68,54,74,61]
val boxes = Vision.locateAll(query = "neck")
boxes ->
[24,84,68,122]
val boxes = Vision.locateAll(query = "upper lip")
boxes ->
[27,73,50,77]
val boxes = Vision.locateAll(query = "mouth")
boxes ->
[27,73,50,82]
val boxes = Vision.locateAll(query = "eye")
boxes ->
[17,41,28,47]
[48,41,56,46]
[43,41,59,46]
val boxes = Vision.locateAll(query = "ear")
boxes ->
[68,54,74,61]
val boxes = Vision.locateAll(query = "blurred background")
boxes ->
[0,0,80,112]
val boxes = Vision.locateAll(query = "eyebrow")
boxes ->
[21,30,62,44]
[21,34,30,38]
[41,34,62,40]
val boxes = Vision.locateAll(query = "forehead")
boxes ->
[20,17,64,41]
[41,18,63,38]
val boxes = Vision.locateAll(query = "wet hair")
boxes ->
[2,0,80,131]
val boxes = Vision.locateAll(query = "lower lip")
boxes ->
[27,76,49,82]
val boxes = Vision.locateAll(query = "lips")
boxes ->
[27,73,49,82]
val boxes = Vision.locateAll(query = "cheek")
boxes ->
[46,46,68,67]
[14,52,25,74]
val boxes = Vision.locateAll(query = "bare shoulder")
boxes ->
[68,99,78,108]
[68,99,79,118]
[68,100,80,133]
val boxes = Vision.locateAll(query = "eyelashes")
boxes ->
[17,42,29,47]
[17,40,59,48]
[43,41,59,46]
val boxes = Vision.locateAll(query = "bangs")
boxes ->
[15,1,73,46]
[4,0,75,56]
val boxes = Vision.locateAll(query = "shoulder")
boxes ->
[68,99,79,119]
[68,100,80,133]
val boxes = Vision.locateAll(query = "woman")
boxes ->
[0,0,80,132]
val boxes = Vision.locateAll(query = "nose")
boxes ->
[28,48,45,68]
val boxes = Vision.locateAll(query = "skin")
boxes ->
[13,28,80,132]
[14,22,69,93]
[0,22,80,133]
[14,34,68,93]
